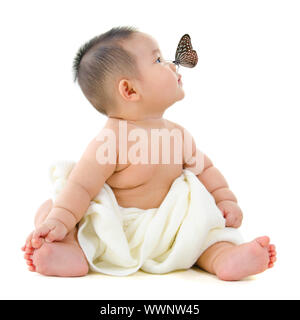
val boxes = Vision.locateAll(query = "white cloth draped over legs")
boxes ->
[48,160,244,276]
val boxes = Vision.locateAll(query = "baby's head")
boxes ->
[73,26,184,120]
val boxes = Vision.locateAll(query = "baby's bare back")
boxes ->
[105,118,184,209]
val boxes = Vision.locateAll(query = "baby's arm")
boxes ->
[196,153,237,204]
[196,153,243,228]
[176,122,243,228]
[32,124,117,244]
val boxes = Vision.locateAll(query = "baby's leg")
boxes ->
[195,236,276,281]
[22,199,89,277]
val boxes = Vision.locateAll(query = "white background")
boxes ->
[0,0,299,299]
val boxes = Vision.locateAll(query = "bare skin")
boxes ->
[22,32,277,279]
[22,199,89,276]
[22,198,276,279]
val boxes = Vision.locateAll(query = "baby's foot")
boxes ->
[214,236,277,281]
[22,229,89,277]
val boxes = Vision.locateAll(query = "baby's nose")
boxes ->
[169,62,178,73]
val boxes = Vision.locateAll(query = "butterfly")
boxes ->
[172,34,198,69]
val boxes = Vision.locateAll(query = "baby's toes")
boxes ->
[25,253,36,271]
[25,246,34,255]
[269,244,276,251]
[28,265,36,272]
[268,244,276,267]
[268,244,276,256]
[27,262,36,272]
[24,252,32,259]
[23,235,37,272]
[26,258,34,266]
[24,245,35,261]
[24,249,33,261]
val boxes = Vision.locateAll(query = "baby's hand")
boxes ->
[31,218,68,249]
[217,200,243,228]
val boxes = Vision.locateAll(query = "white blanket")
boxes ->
[49,160,244,276]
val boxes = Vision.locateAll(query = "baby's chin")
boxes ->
[177,87,185,100]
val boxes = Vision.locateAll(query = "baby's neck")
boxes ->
[108,115,166,128]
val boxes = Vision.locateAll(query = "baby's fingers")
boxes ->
[225,213,236,227]
[45,223,67,243]
[22,231,34,250]
[225,213,242,228]
[31,225,51,248]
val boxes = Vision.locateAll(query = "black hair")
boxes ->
[72,26,141,116]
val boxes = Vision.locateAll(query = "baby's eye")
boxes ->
[155,57,162,63]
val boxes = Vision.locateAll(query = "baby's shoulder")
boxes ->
[164,119,180,130]
[164,119,189,135]
[165,119,197,149]
[87,118,121,155]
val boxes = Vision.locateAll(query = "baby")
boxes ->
[22,26,276,280]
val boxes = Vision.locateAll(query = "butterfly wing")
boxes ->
[178,50,198,68]
[175,34,198,68]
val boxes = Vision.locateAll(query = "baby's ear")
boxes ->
[118,79,139,101]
